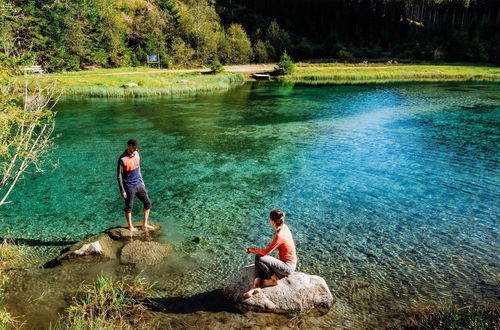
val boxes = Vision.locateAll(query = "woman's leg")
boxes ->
[243,256,265,298]
[256,255,295,286]
[254,254,272,279]
[259,255,294,276]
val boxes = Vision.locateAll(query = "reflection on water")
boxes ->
[1,82,499,328]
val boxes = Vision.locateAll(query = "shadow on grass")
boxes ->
[146,289,241,314]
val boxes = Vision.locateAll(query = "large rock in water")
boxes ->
[57,234,121,262]
[105,222,161,240]
[223,265,334,314]
[120,241,172,268]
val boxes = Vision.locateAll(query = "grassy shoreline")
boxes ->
[38,71,245,98]
[282,64,500,85]
[29,64,500,98]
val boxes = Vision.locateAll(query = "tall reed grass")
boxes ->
[45,72,245,98]
[279,65,500,84]
[56,276,155,330]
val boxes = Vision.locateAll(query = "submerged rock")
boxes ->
[192,236,205,244]
[105,222,161,240]
[120,241,172,268]
[57,234,120,262]
[73,241,103,255]
[223,265,334,314]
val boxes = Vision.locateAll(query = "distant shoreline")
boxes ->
[34,63,500,98]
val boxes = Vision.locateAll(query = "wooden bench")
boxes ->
[21,65,44,74]
[252,73,271,81]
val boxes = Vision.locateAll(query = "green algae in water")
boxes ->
[0,82,499,327]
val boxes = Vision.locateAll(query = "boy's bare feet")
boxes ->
[142,223,154,230]
[128,226,138,232]
[243,287,261,298]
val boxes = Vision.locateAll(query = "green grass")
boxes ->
[28,64,500,97]
[38,70,245,97]
[279,64,500,84]
[56,276,155,330]
[0,239,30,270]
[50,67,168,76]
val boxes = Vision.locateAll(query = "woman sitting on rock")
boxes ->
[243,209,297,298]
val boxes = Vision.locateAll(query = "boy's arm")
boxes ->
[138,152,145,185]
[117,158,125,194]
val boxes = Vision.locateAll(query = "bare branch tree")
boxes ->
[0,71,60,206]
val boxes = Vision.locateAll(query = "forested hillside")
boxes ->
[0,0,498,72]
[1,0,254,71]
[218,0,500,64]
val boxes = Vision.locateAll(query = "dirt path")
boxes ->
[100,64,276,75]
[99,64,413,76]
[47,64,416,79]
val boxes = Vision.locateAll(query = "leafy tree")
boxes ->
[179,0,222,65]
[123,1,174,67]
[253,40,270,63]
[158,0,180,22]
[266,20,291,61]
[170,37,195,67]
[223,24,252,64]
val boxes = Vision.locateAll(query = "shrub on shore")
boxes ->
[338,49,356,63]
[58,276,155,330]
[210,60,225,74]
[274,52,295,75]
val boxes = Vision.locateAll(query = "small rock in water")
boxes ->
[105,222,161,240]
[57,234,120,262]
[120,241,172,268]
[123,83,139,87]
[73,241,103,256]
[223,265,335,313]
[192,236,204,244]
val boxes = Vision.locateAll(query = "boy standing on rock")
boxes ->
[117,139,153,232]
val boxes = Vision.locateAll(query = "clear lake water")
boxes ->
[1,82,499,328]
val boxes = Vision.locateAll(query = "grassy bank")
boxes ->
[27,64,500,98]
[280,64,500,84]
[37,69,245,97]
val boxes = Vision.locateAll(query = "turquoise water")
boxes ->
[1,82,499,326]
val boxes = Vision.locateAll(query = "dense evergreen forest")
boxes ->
[218,0,500,63]
[0,0,498,72]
